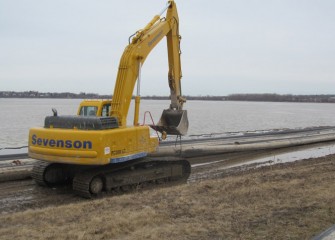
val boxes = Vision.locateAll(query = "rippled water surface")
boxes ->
[1,98,335,148]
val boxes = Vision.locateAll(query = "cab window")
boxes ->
[102,104,111,117]
[79,106,98,116]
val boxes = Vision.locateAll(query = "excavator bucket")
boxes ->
[150,109,188,136]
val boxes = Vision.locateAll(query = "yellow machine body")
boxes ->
[29,100,158,165]
[29,125,158,165]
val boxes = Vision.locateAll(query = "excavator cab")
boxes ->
[151,109,188,136]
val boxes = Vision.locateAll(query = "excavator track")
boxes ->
[31,161,52,186]
[73,158,191,198]
[31,161,75,187]
[32,158,190,198]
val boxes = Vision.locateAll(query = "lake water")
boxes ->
[1,98,335,148]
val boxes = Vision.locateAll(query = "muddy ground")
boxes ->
[0,152,334,239]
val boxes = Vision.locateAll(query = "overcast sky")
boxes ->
[1,0,334,96]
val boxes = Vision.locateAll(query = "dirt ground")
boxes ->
[0,154,334,240]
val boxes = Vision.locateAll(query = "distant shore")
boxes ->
[1,91,335,103]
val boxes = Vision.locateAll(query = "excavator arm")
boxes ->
[110,0,188,136]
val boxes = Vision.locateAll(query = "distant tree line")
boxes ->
[0,91,111,99]
[226,93,335,103]
[1,91,335,103]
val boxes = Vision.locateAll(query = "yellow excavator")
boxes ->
[28,0,190,198]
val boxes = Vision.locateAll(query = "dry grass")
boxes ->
[1,155,335,240]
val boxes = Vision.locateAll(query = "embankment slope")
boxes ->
[0,155,334,239]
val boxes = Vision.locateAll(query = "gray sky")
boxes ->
[1,0,334,96]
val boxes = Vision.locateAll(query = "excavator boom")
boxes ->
[111,0,188,135]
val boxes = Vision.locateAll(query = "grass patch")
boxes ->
[0,155,335,239]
